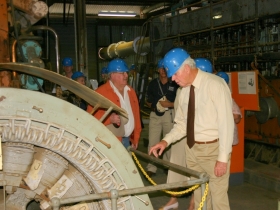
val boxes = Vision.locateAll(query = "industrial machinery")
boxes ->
[100,0,280,168]
[148,0,280,167]
[1,0,280,208]
[0,82,151,210]
[98,0,280,191]
[88,0,280,170]
[0,0,153,209]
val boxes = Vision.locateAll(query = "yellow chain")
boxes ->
[198,182,208,210]
[131,152,208,209]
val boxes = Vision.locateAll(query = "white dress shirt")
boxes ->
[109,81,135,137]
[164,70,234,163]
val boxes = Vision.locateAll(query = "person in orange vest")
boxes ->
[87,58,142,149]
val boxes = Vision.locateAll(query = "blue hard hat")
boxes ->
[62,57,73,66]
[216,71,229,84]
[157,59,164,68]
[195,58,213,73]
[71,71,85,80]
[163,48,190,78]
[101,67,108,74]
[107,58,129,73]
[130,64,135,70]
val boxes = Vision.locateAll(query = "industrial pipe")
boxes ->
[26,26,60,73]
[74,0,88,75]
[11,36,43,62]
[98,36,150,60]
[141,2,170,15]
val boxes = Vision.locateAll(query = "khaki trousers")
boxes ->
[167,137,189,183]
[146,110,174,173]
[185,142,231,210]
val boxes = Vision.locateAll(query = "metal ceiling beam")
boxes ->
[141,2,170,14]
[47,0,178,6]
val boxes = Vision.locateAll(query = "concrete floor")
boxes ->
[137,122,280,210]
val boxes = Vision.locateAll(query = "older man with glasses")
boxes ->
[149,48,234,210]
[87,58,141,150]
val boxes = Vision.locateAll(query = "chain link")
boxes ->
[198,182,208,210]
[131,152,208,209]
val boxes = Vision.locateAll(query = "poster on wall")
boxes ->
[238,72,256,94]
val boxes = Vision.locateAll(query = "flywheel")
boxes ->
[0,88,152,210]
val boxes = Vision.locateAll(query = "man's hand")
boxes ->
[110,113,121,126]
[159,100,173,108]
[214,161,227,177]
[131,143,138,150]
[149,140,168,157]
[146,101,152,108]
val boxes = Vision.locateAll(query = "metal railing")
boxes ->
[51,147,210,210]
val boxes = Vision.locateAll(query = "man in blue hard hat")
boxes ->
[71,71,86,85]
[194,58,213,73]
[61,57,74,79]
[66,71,87,110]
[145,58,179,177]
[149,48,234,210]
[87,58,142,150]
[52,57,74,98]
[98,66,108,87]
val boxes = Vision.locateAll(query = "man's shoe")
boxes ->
[146,171,156,177]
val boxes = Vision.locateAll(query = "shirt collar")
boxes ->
[192,68,203,90]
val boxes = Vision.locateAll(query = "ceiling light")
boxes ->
[213,14,222,19]
[98,11,136,17]
[212,7,222,19]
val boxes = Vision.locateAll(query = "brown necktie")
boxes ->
[187,85,195,148]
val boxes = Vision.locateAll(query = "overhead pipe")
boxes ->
[141,2,170,15]
[98,36,150,60]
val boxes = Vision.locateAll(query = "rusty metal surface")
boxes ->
[245,78,280,146]
[0,0,9,63]
[12,0,33,14]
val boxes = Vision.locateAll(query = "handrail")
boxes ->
[50,147,210,210]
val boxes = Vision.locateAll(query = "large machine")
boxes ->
[1,0,280,209]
